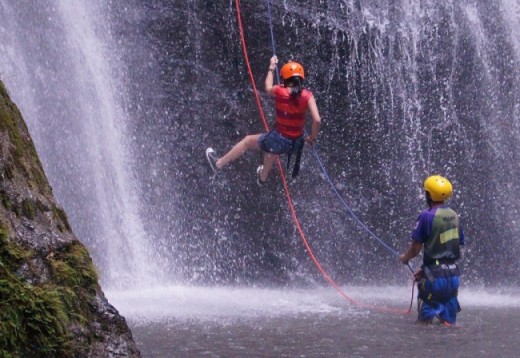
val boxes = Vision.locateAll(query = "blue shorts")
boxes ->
[417,275,461,324]
[258,130,301,155]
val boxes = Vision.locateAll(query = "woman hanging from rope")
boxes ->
[206,55,321,185]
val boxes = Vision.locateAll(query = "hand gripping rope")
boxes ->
[235,0,414,314]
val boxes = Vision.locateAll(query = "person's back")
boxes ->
[272,85,312,140]
[416,205,462,266]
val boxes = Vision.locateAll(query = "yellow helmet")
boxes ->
[424,175,453,202]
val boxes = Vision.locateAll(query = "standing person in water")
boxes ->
[206,55,321,185]
[400,175,465,325]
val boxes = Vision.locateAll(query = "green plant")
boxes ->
[0,229,100,356]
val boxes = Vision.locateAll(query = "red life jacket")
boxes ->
[273,85,312,139]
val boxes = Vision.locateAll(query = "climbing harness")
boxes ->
[258,130,304,178]
[286,136,304,178]
[235,0,414,314]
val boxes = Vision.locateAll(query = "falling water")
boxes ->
[2,0,520,291]
[0,0,160,289]
[2,0,520,355]
[102,0,520,286]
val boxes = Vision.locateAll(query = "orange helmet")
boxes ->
[280,61,305,80]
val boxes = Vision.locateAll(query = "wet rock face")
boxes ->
[0,81,140,356]
[110,1,520,285]
[2,0,519,294]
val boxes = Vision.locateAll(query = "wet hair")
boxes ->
[284,76,303,98]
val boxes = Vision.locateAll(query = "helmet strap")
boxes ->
[425,191,433,208]
[426,191,445,208]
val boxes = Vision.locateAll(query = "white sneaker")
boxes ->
[206,148,218,173]
[256,165,265,186]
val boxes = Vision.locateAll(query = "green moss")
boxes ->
[1,195,55,223]
[0,109,25,173]
[0,83,50,195]
[0,227,101,356]
[49,241,98,290]
[3,162,14,181]
[0,280,72,357]
[0,81,9,99]
[0,190,11,210]
[21,198,36,220]
[53,206,72,232]
[0,226,7,240]
[0,81,114,355]
[0,227,26,265]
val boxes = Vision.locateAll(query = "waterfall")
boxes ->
[1,0,519,288]
[0,0,160,289]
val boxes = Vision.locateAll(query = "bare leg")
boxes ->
[259,153,277,182]
[216,134,261,169]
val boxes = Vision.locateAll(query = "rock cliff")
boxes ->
[0,80,139,356]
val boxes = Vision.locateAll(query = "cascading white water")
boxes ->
[0,0,161,289]
[2,0,520,290]
[3,1,520,355]
[501,0,520,58]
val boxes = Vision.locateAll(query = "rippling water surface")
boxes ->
[107,285,520,357]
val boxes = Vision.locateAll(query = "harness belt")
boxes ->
[418,262,461,305]
[423,263,460,282]
[286,136,305,178]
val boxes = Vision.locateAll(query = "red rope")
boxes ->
[234,0,412,314]
[235,0,269,131]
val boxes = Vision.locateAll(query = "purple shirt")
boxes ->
[411,206,465,265]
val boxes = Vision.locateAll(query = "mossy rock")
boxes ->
[0,228,101,356]
[0,78,139,356]
[0,81,50,196]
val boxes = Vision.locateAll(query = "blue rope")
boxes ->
[311,144,414,273]
[266,0,280,82]
[310,145,399,256]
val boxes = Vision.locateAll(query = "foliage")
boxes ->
[0,279,71,357]
[0,227,100,356]
[53,207,72,232]
[0,81,49,195]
